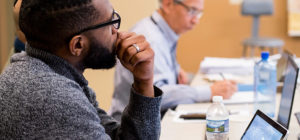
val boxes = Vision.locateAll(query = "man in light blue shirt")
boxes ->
[109,0,237,120]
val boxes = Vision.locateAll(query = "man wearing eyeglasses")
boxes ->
[0,0,162,139]
[110,0,237,120]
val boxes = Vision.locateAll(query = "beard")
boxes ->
[83,38,117,69]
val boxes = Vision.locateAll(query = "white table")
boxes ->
[160,74,300,140]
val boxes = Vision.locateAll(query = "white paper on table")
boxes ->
[223,91,273,105]
[223,91,254,105]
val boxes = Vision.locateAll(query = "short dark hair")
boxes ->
[19,0,100,52]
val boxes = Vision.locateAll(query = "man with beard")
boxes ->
[0,0,162,139]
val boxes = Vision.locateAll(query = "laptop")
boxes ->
[241,110,289,140]
[277,54,299,129]
[243,54,298,129]
[276,50,293,82]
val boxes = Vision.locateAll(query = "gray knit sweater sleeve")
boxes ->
[0,47,163,140]
[97,87,162,140]
[85,86,162,140]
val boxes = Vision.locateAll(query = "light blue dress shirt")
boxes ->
[109,11,211,121]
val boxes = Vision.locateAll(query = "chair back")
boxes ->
[242,0,274,16]
[241,0,274,37]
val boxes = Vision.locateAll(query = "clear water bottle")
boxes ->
[254,52,277,118]
[206,96,229,140]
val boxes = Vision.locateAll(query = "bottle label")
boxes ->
[259,71,270,81]
[206,119,229,133]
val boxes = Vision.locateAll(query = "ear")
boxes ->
[161,0,174,13]
[68,35,87,57]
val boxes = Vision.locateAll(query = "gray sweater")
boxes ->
[0,45,162,140]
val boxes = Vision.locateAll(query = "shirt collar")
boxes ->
[151,11,179,46]
[25,44,88,87]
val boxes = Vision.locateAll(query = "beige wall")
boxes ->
[112,0,159,31]
[177,0,300,72]
[0,0,15,71]
[83,69,115,111]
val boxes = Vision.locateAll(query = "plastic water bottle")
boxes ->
[254,52,277,118]
[206,96,229,140]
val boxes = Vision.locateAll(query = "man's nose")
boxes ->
[191,17,200,25]
[191,13,202,24]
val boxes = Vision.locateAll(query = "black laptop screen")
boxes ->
[277,56,299,129]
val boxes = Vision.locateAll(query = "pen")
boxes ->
[220,73,226,80]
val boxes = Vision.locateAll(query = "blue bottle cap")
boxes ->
[261,52,269,61]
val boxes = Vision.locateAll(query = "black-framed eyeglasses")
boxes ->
[68,10,121,40]
[174,1,203,18]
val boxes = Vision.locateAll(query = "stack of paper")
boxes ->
[200,57,255,75]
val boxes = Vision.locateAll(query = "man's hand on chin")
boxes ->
[116,32,155,97]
